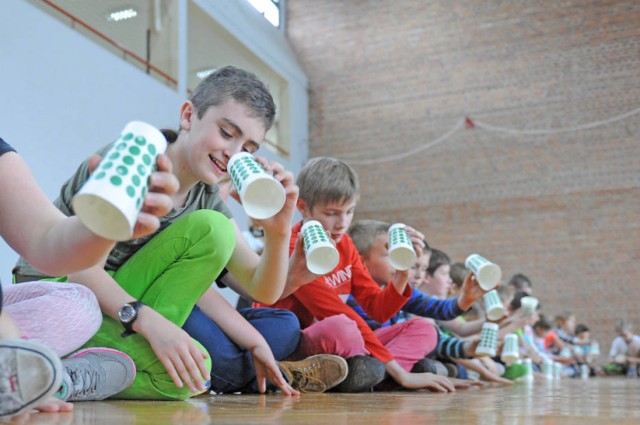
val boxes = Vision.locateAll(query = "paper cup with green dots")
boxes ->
[483,289,506,321]
[475,322,499,357]
[387,223,417,271]
[465,254,502,290]
[228,152,286,220]
[500,333,520,365]
[301,220,339,275]
[72,121,167,241]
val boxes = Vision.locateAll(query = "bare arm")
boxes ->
[439,318,485,337]
[384,359,456,392]
[0,152,177,276]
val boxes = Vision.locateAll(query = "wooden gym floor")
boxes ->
[16,378,640,424]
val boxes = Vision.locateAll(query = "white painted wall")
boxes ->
[0,0,308,310]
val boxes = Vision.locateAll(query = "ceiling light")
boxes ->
[107,8,138,22]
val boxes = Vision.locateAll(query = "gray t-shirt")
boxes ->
[14,141,232,278]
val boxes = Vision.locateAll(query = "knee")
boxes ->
[181,210,235,262]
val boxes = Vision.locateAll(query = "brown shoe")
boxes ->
[278,355,348,393]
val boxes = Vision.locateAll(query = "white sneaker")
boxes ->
[0,339,62,418]
[57,347,136,401]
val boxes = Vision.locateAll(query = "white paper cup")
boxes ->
[72,121,167,241]
[520,296,539,317]
[541,360,553,378]
[589,342,600,356]
[387,223,416,271]
[501,333,520,365]
[465,254,502,290]
[553,362,563,380]
[228,152,286,220]
[475,322,499,357]
[523,358,533,378]
[483,289,505,321]
[301,220,339,275]
[580,364,590,379]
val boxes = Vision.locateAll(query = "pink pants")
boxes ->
[3,281,102,356]
[295,314,438,371]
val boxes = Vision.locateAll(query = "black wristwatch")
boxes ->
[118,301,144,338]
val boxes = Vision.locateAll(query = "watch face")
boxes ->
[118,304,136,323]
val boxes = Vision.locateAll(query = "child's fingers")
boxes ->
[87,154,102,174]
[159,356,183,389]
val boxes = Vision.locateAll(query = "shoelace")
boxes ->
[67,367,99,400]
[290,363,327,392]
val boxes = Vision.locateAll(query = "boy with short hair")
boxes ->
[603,320,640,377]
[262,157,456,393]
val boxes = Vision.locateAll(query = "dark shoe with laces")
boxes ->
[57,348,136,401]
[332,355,385,393]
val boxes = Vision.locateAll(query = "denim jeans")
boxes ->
[183,306,301,393]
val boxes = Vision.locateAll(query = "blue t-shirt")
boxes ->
[0,138,16,157]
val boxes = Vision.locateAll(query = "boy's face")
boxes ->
[361,234,394,287]
[576,331,590,341]
[621,330,634,343]
[409,253,430,288]
[299,198,357,243]
[422,264,451,298]
[180,99,265,185]
[534,326,549,338]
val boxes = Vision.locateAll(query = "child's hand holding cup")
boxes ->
[228,152,286,220]
[465,254,502,290]
[388,223,417,271]
[301,220,339,275]
[73,121,167,241]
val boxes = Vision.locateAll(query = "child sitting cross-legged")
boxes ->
[259,157,474,393]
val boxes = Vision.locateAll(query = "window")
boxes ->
[246,0,281,28]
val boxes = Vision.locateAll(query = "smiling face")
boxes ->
[174,99,266,186]
[298,198,357,244]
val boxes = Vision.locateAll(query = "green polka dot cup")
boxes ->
[72,121,167,241]
[483,289,505,321]
[301,220,339,275]
[475,322,499,357]
[501,333,520,365]
[387,223,416,271]
[465,254,502,290]
[228,152,286,220]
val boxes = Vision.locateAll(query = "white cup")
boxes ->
[72,121,167,241]
[580,364,590,379]
[553,362,563,380]
[501,333,520,365]
[465,254,502,290]
[301,220,339,275]
[520,296,539,317]
[228,152,286,220]
[542,360,553,378]
[589,342,600,356]
[475,322,499,357]
[523,358,533,380]
[387,223,416,271]
[483,289,505,321]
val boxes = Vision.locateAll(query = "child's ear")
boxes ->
[179,101,194,131]
[297,198,310,217]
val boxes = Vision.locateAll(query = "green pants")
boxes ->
[85,210,234,400]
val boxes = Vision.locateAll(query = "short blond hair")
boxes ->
[348,220,390,256]
[297,157,359,211]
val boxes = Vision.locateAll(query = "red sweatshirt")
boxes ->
[262,221,412,363]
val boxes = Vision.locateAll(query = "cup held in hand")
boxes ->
[72,121,167,241]
[301,220,339,275]
[475,322,499,357]
[465,254,502,290]
[483,289,505,321]
[501,333,520,365]
[228,152,286,220]
[520,296,539,317]
[387,223,417,271]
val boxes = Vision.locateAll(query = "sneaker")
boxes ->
[57,347,136,401]
[0,339,62,418]
[332,355,385,393]
[278,354,348,393]
[411,357,449,376]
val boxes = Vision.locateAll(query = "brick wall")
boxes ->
[286,0,640,359]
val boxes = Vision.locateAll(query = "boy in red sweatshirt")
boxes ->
[260,157,456,393]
